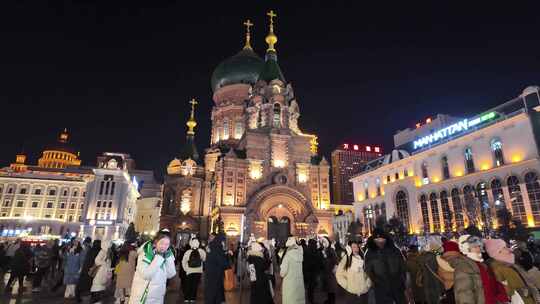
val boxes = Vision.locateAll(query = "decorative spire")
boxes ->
[59,128,69,143]
[243,19,254,50]
[186,98,198,135]
[265,10,278,52]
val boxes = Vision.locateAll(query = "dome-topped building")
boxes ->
[38,129,81,169]
[210,20,264,93]
[211,49,264,93]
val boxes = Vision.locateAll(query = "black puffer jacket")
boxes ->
[364,231,407,293]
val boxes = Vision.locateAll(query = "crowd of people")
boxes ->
[235,228,540,304]
[0,227,540,304]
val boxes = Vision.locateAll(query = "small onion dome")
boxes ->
[382,149,410,165]
[210,49,264,92]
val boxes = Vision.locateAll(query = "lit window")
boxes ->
[374,147,380,153]
[223,120,229,139]
[491,139,504,167]
[273,103,281,128]
[421,162,429,181]
[366,146,371,152]
[464,147,475,174]
[234,121,243,139]
[441,156,450,180]
[353,145,359,151]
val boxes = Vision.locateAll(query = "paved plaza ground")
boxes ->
[0,272,344,304]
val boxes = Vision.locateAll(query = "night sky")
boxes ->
[1,1,540,178]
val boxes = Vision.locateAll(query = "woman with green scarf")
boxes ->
[129,229,176,304]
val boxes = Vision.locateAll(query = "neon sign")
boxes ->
[413,112,497,150]
[342,143,382,153]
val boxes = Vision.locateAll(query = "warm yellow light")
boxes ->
[357,193,364,201]
[455,171,463,177]
[528,216,535,227]
[512,155,522,163]
[298,172,308,183]
[481,164,490,171]
[274,159,285,168]
[433,177,440,183]
[371,193,376,198]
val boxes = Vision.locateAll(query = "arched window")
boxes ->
[491,139,504,167]
[430,193,440,232]
[420,194,430,233]
[364,181,369,200]
[465,147,475,174]
[491,179,505,211]
[463,185,478,225]
[376,178,381,196]
[215,127,221,142]
[476,182,490,227]
[395,191,410,231]
[421,162,429,183]
[223,120,230,139]
[451,188,464,227]
[234,121,243,139]
[525,172,540,225]
[440,190,452,231]
[441,156,450,180]
[273,103,281,128]
[381,202,386,219]
[508,175,527,223]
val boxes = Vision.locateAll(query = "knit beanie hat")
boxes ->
[442,240,460,253]
[484,238,514,264]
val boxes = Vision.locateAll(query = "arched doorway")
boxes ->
[245,185,315,239]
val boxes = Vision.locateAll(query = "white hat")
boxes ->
[250,242,263,253]
[285,236,297,248]
[189,238,200,249]
[321,237,330,248]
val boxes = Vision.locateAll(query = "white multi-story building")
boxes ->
[0,130,92,238]
[351,86,540,235]
[81,153,140,241]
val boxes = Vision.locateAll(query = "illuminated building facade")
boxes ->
[161,12,333,242]
[331,144,382,205]
[81,153,140,241]
[351,86,540,234]
[37,129,82,169]
[0,132,91,238]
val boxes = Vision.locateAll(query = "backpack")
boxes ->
[188,249,202,268]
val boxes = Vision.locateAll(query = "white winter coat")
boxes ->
[182,248,206,275]
[128,249,176,304]
[336,254,371,296]
[280,245,305,304]
[91,249,112,292]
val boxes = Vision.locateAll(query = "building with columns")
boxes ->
[351,86,540,235]
[0,130,91,238]
[161,12,334,243]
